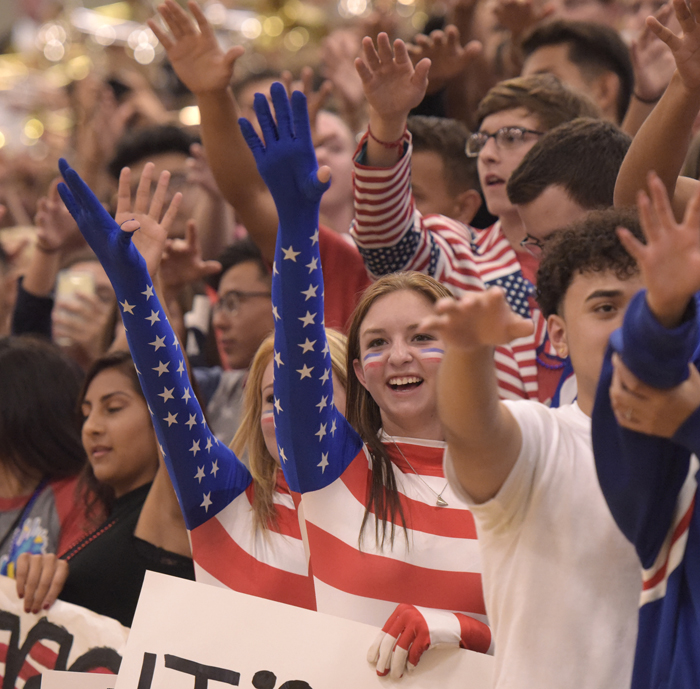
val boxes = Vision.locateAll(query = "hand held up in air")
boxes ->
[647,0,700,92]
[238,83,331,223]
[618,171,700,327]
[148,0,244,95]
[57,159,181,281]
[420,288,534,351]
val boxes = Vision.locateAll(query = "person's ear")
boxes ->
[547,313,569,359]
[353,358,369,391]
[589,72,621,123]
[453,189,483,226]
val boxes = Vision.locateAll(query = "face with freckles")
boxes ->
[260,357,348,464]
[352,290,444,439]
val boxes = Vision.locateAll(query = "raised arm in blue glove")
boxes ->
[57,159,251,529]
[239,85,363,494]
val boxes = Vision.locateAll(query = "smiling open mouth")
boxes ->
[388,376,424,391]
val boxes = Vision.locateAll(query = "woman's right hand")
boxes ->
[15,553,69,614]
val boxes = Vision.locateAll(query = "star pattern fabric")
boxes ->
[56,157,319,610]
[110,278,252,529]
[488,271,534,319]
[271,224,363,494]
[55,160,251,531]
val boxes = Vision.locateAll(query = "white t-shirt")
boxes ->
[445,401,641,689]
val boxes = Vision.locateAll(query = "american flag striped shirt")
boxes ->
[271,202,488,633]
[115,270,316,610]
[351,130,557,402]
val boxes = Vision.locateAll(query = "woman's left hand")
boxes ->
[15,553,69,614]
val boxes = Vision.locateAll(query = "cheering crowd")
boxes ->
[1,0,700,686]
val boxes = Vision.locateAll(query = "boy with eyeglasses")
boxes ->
[351,34,599,404]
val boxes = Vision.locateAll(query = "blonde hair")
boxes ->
[231,328,348,531]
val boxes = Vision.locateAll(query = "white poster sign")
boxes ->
[115,572,493,689]
[42,671,116,689]
[0,575,129,689]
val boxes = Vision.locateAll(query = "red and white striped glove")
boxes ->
[367,603,491,678]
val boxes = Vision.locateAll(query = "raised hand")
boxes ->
[420,288,534,350]
[610,354,700,436]
[148,0,244,94]
[161,219,222,292]
[280,67,334,138]
[355,33,431,126]
[115,163,182,277]
[618,172,700,327]
[57,159,179,280]
[238,83,331,221]
[321,29,366,120]
[648,0,700,91]
[34,179,84,254]
[493,0,555,38]
[630,3,676,102]
[407,26,481,94]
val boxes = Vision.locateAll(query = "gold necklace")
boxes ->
[391,440,450,507]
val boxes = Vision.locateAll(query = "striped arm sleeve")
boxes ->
[350,132,440,279]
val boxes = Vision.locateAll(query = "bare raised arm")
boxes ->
[421,289,533,503]
[615,0,700,219]
[148,0,279,261]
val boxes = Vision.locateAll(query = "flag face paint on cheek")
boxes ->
[418,347,445,363]
[261,410,275,426]
[363,352,385,369]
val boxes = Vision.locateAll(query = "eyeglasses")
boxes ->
[213,289,272,315]
[519,233,547,258]
[465,127,544,158]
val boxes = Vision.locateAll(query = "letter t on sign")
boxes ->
[135,652,241,689]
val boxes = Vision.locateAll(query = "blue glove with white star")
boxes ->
[57,159,250,529]
[240,83,362,496]
[238,83,330,228]
[57,158,146,279]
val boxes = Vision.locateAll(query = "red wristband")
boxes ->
[367,125,406,149]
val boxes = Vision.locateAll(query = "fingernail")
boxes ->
[43,603,51,610]
[18,593,23,599]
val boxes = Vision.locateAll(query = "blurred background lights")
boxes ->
[24,119,44,140]
[284,27,309,51]
[338,0,368,18]
[179,105,201,126]
[44,39,65,61]
[94,24,117,46]
[263,16,284,37]
[204,3,227,26]
[241,18,262,39]
[134,43,156,64]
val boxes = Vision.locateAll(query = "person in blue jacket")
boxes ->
[592,171,700,689]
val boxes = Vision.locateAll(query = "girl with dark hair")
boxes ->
[238,86,490,677]
[0,336,90,577]
[17,350,194,626]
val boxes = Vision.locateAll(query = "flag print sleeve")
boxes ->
[56,159,251,530]
[350,132,481,293]
[239,85,363,494]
